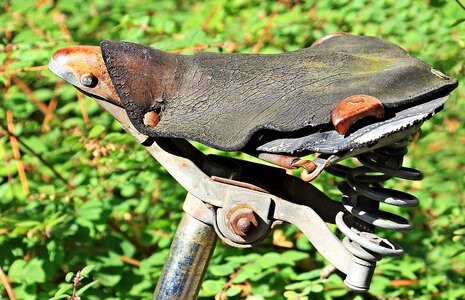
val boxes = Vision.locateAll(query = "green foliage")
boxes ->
[49,265,98,300]
[0,0,464,299]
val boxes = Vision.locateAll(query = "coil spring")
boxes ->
[328,139,423,262]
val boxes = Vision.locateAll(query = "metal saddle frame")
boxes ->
[96,99,425,299]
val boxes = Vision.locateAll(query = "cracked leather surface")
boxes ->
[101,34,457,152]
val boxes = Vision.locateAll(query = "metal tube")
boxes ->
[153,212,217,300]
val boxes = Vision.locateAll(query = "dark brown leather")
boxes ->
[101,34,457,152]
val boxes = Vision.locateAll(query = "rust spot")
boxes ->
[143,111,159,128]
[50,45,122,106]
[332,95,385,135]
[311,32,349,47]
[258,153,299,169]
[226,205,258,237]
[232,211,258,237]
[235,215,256,236]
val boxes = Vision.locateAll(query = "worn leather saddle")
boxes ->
[101,34,457,155]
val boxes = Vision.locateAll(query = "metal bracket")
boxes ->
[95,99,378,292]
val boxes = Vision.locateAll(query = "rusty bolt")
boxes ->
[229,208,258,237]
[143,111,159,128]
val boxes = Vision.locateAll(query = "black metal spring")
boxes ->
[328,139,423,262]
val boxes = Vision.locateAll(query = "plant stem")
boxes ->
[0,121,74,190]
[456,0,465,11]
[0,266,16,300]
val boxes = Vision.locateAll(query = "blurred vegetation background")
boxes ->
[0,0,464,299]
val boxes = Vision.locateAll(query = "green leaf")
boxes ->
[77,200,105,221]
[284,290,303,299]
[140,250,170,273]
[451,18,465,27]
[210,264,235,276]
[225,253,260,264]
[200,279,225,297]
[225,285,242,297]
[14,220,40,228]
[88,124,106,138]
[452,235,465,243]
[452,247,465,257]
[120,183,138,198]
[80,265,95,278]
[295,270,321,281]
[65,272,75,283]
[453,228,465,235]
[325,287,349,297]
[285,280,312,290]
[53,283,73,297]
[296,235,312,251]
[311,284,324,293]
[76,280,99,296]
[94,272,121,287]
[8,258,46,284]
[48,295,71,300]
[279,250,309,265]
[256,252,281,269]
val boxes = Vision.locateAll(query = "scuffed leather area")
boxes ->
[101,35,457,152]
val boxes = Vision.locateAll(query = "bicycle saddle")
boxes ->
[49,34,457,155]
[48,34,459,293]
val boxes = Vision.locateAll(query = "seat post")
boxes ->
[153,200,217,300]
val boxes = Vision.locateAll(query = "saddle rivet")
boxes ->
[348,96,364,104]
[80,73,97,87]
[143,111,160,128]
[332,95,385,135]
